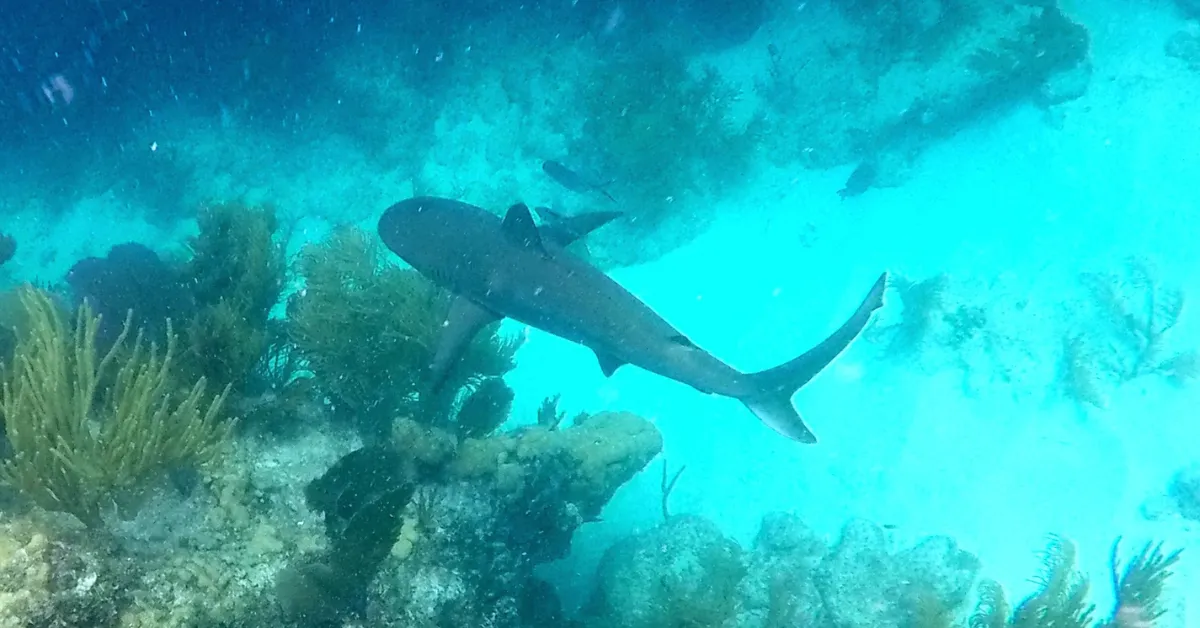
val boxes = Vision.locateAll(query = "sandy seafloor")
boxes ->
[3,0,1200,620]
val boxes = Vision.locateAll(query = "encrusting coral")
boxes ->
[0,287,231,528]
[362,410,664,627]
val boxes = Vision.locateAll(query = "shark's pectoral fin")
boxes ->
[593,350,626,377]
[428,296,501,394]
[502,203,549,257]
[533,207,624,247]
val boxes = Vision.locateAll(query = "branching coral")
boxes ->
[1061,258,1199,406]
[1058,335,1108,409]
[968,535,1182,628]
[874,273,950,355]
[0,288,231,527]
[287,227,520,441]
[1080,259,1198,384]
[1011,535,1095,627]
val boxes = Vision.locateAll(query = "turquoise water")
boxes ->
[0,0,1197,625]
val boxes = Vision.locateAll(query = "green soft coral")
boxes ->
[287,227,519,440]
[0,288,231,527]
[1100,539,1183,627]
[969,536,1182,628]
[181,202,286,394]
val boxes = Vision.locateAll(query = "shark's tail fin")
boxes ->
[741,272,888,443]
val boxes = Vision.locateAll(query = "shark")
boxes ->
[377,196,887,443]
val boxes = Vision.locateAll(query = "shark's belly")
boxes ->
[493,284,752,397]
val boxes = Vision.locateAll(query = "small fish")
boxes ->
[542,160,617,203]
[0,232,14,267]
[837,160,878,200]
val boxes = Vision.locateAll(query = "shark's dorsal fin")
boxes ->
[533,208,623,247]
[593,350,626,377]
[502,204,547,255]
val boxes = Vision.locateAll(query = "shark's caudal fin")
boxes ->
[742,272,888,443]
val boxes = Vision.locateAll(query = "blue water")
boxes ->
[1,0,1197,624]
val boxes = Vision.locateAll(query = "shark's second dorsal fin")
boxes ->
[668,334,697,348]
[502,204,547,255]
[533,207,623,247]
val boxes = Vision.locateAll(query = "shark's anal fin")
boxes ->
[502,204,548,256]
[593,350,626,377]
[428,296,501,394]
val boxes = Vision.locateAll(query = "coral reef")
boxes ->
[0,517,132,627]
[0,418,352,628]
[368,411,663,627]
[574,45,762,267]
[0,288,28,366]
[1143,462,1200,523]
[585,515,746,628]
[583,513,982,628]
[1060,259,1198,407]
[1168,463,1200,521]
[287,226,520,441]
[1166,26,1200,72]
[59,203,286,398]
[759,0,1090,194]
[968,535,1182,628]
[866,264,1198,407]
[0,288,231,528]
[872,273,952,356]
[581,513,1183,628]
[1174,0,1200,19]
[866,272,1039,398]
